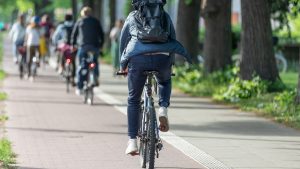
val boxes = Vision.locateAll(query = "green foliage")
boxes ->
[184,0,193,5]
[0,138,16,168]
[0,92,7,101]
[101,51,112,65]
[0,115,8,122]
[264,90,300,128]
[214,77,268,103]
[174,66,237,96]
[269,0,300,35]
[280,72,298,89]
[124,0,133,16]
[16,0,35,13]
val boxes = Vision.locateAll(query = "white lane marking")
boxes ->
[94,88,231,169]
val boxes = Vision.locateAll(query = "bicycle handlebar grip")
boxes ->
[116,72,128,76]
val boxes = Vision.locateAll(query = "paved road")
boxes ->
[3,39,205,168]
[3,36,300,169]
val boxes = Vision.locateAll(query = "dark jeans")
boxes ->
[127,54,172,138]
[76,46,99,89]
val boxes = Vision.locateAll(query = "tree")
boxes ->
[296,53,300,104]
[93,0,103,21]
[82,0,93,7]
[269,0,300,35]
[240,0,279,81]
[176,0,201,65]
[124,0,133,16]
[109,0,116,29]
[202,0,232,74]
[72,0,78,20]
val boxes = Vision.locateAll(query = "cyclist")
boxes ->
[119,0,190,155]
[52,14,75,80]
[71,6,104,95]
[9,14,26,64]
[110,19,124,74]
[39,14,54,62]
[25,16,41,81]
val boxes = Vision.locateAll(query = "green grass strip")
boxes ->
[0,138,16,168]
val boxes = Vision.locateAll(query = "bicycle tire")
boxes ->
[88,88,94,105]
[65,65,71,93]
[148,107,156,169]
[84,88,88,104]
[139,103,147,168]
[19,62,23,79]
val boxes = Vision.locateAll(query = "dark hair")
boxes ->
[132,0,166,10]
[65,14,73,21]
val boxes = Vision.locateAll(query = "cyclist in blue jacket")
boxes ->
[119,0,190,155]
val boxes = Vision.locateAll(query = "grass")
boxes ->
[173,65,300,129]
[0,138,16,168]
[0,92,7,101]
[280,72,298,89]
[0,70,6,81]
[0,115,8,122]
[101,51,112,64]
[0,32,15,168]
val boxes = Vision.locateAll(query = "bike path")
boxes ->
[99,64,300,168]
[2,38,204,169]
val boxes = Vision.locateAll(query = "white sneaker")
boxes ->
[158,107,169,132]
[29,76,35,82]
[75,89,82,96]
[13,58,18,64]
[125,139,138,155]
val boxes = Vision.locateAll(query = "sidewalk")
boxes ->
[3,35,300,169]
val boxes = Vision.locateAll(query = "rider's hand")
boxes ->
[71,46,77,52]
[119,68,128,77]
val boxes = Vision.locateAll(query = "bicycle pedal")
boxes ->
[157,142,163,151]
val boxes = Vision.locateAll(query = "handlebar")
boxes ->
[116,71,175,76]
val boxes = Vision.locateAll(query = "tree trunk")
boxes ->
[83,0,94,8]
[295,53,300,104]
[240,0,279,81]
[203,0,232,74]
[176,0,201,65]
[93,0,103,21]
[106,0,116,49]
[72,0,78,20]
[109,0,116,29]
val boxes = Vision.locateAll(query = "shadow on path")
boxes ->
[7,127,126,136]
[171,120,300,137]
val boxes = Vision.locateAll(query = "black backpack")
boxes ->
[134,0,170,43]
[62,24,74,45]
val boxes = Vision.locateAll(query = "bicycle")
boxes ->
[17,46,27,79]
[117,71,171,169]
[83,51,98,105]
[61,45,75,93]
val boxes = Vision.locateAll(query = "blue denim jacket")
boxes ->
[119,11,191,70]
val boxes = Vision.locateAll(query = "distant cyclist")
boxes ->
[119,0,190,155]
[52,14,75,77]
[110,19,124,73]
[25,16,41,81]
[39,14,54,61]
[9,14,26,64]
[71,6,104,95]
